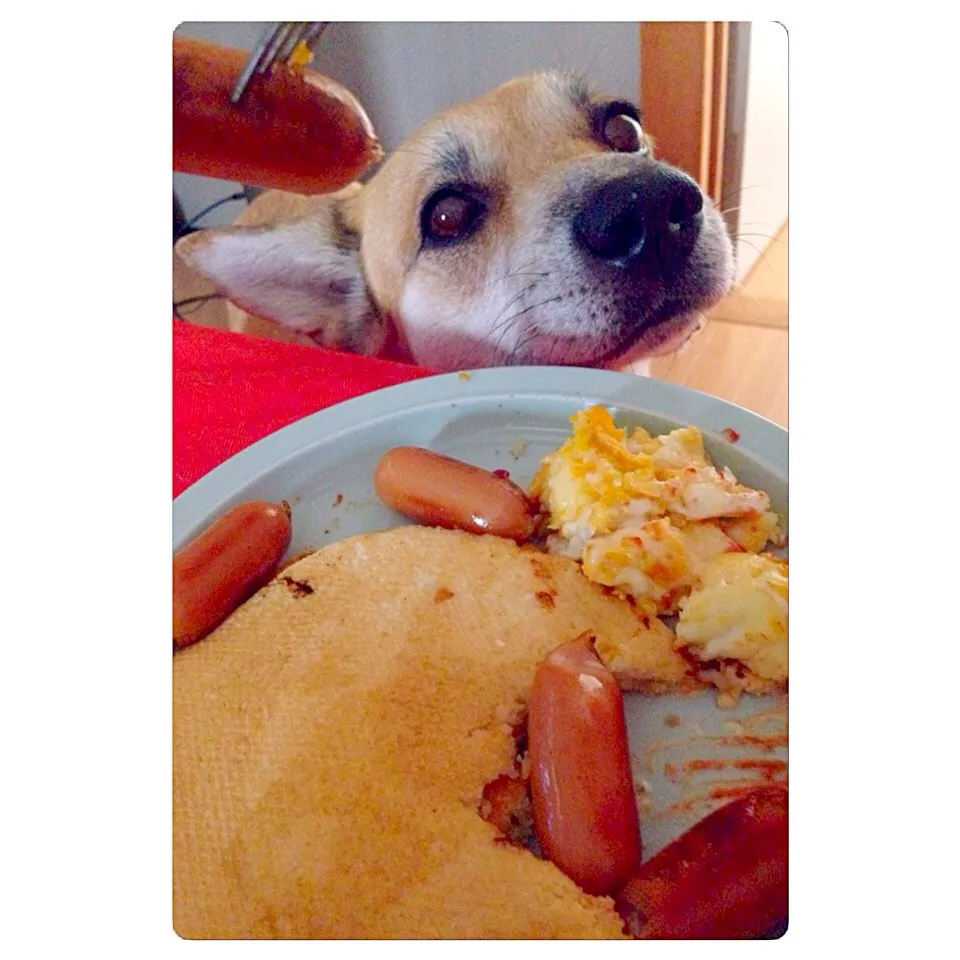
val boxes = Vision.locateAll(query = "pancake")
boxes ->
[173,526,697,938]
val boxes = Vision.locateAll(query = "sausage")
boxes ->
[527,635,642,896]
[173,500,293,650]
[615,786,788,939]
[173,36,382,194]
[373,447,537,542]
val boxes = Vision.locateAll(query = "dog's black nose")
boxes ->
[573,168,704,277]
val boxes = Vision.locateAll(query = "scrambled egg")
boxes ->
[287,40,315,68]
[676,553,788,683]
[530,405,787,697]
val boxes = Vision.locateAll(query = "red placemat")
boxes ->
[173,321,434,498]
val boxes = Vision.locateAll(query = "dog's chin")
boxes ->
[598,311,706,369]
[523,310,705,370]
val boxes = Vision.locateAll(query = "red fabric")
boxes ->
[173,321,434,497]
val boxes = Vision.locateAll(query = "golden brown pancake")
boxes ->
[173,526,696,938]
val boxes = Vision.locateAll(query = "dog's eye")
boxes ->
[603,112,646,153]
[422,189,483,243]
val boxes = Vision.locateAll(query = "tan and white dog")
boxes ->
[176,71,735,373]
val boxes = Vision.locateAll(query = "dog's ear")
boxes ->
[175,186,386,355]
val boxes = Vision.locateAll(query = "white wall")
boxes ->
[735,21,788,281]
[173,21,640,227]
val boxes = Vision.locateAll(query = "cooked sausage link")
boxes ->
[173,500,293,650]
[373,446,537,542]
[173,36,381,193]
[527,635,642,896]
[615,786,788,939]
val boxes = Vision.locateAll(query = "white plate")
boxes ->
[173,366,788,859]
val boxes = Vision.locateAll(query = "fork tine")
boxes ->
[229,22,332,105]
[229,22,281,104]
[277,22,309,62]
[257,22,296,74]
[299,22,331,51]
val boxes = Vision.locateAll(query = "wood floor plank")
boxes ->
[650,320,787,427]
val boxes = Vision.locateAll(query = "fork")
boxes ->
[230,22,331,104]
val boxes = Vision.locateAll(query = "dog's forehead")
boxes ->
[465,70,594,124]
[411,72,601,184]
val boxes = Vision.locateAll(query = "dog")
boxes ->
[176,70,735,373]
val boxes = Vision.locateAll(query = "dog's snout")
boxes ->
[573,168,704,277]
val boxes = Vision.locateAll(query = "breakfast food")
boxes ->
[676,552,788,695]
[173,410,788,938]
[172,500,292,650]
[527,636,642,896]
[616,786,788,939]
[531,406,787,702]
[173,526,695,938]
[374,446,537,542]
[173,36,382,194]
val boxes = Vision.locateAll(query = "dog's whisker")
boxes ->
[734,233,781,244]
[488,283,540,341]
[393,133,473,171]
[724,282,769,307]
[655,347,679,381]
[485,273,552,350]
[388,145,450,164]
[491,310,534,357]
[386,133,474,168]
[720,182,773,203]
[457,343,483,371]
[509,330,539,364]
[734,237,766,258]
[547,333,568,367]
[494,311,540,362]
[495,296,564,362]
[489,315,531,360]
[497,271,549,281]
[543,333,557,366]
[661,311,707,379]
[490,295,542,346]
[733,236,785,286]
[505,296,563,324]
[488,259,544,286]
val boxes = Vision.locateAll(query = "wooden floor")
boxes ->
[649,318,787,427]
[651,222,788,426]
[174,222,788,427]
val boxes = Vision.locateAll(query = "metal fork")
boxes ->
[230,22,331,104]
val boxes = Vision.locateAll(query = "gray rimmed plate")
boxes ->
[173,366,788,859]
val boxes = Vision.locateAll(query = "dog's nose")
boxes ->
[573,168,704,277]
